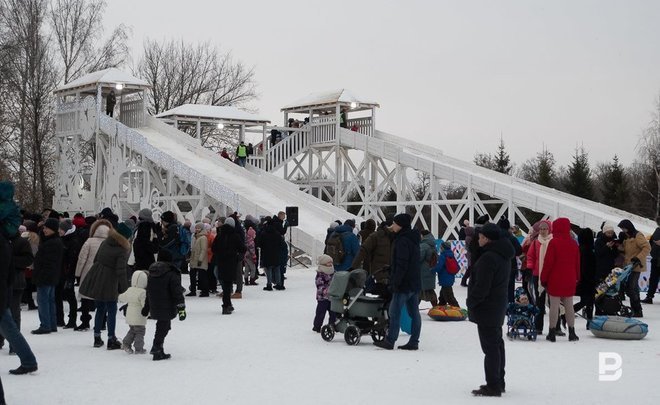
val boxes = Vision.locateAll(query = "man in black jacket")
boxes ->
[467,223,515,397]
[373,213,421,351]
[31,218,64,334]
[642,216,660,304]
[212,218,246,314]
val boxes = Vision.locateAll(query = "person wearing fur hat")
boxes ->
[312,255,336,332]
[56,219,81,328]
[31,217,65,335]
[74,219,112,331]
[467,222,514,397]
[617,219,651,317]
[78,222,131,349]
[374,213,422,351]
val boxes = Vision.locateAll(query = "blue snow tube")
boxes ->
[589,316,648,340]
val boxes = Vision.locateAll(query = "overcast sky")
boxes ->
[104,0,660,167]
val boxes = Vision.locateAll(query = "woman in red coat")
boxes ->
[541,217,580,342]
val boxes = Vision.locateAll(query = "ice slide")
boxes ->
[100,115,355,259]
[338,128,657,235]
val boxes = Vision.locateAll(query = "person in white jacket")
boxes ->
[118,271,148,354]
[74,220,111,331]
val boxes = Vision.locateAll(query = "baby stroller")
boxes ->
[594,264,634,317]
[506,287,538,341]
[321,269,389,346]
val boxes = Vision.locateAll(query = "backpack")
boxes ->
[445,255,459,275]
[324,232,346,263]
[178,224,191,256]
[428,250,438,268]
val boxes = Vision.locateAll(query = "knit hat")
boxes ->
[138,208,154,223]
[0,181,21,238]
[393,213,412,228]
[59,219,73,234]
[24,220,38,234]
[116,222,133,240]
[44,218,60,233]
[602,222,615,233]
[225,217,235,228]
[475,214,490,225]
[480,223,501,241]
[161,211,176,224]
[317,254,334,275]
[99,207,113,219]
[72,215,86,228]
[195,222,203,231]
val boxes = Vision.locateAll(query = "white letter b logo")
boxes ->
[599,352,622,382]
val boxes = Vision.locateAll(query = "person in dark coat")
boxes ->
[31,218,64,335]
[643,216,660,304]
[79,224,131,349]
[56,220,80,328]
[462,214,490,286]
[594,222,619,282]
[212,218,246,314]
[133,208,161,271]
[351,220,393,287]
[0,218,12,398]
[258,218,284,290]
[467,223,514,397]
[541,218,580,342]
[10,233,33,332]
[358,218,376,246]
[574,228,596,327]
[373,213,422,351]
[144,250,186,360]
[497,217,523,303]
[159,211,182,270]
[106,90,116,117]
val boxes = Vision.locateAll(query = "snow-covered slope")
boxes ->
[6,269,658,404]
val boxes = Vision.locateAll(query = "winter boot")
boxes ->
[93,336,104,348]
[554,327,566,337]
[107,337,122,350]
[568,327,579,341]
[185,291,196,297]
[222,306,233,315]
[199,291,209,297]
[641,296,653,304]
[471,385,501,397]
[546,328,556,342]
[153,349,171,361]
[230,292,242,299]
[74,323,90,332]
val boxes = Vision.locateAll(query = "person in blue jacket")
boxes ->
[433,241,459,307]
[332,220,359,272]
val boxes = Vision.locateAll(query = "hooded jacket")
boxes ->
[351,225,392,281]
[576,228,597,296]
[133,220,160,270]
[118,271,148,326]
[467,237,515,327]
[358,219,376,244]
[78,229,130,301]
[190,229,209,270]
[331,224,359,272]
[419,233,437,291]
[11,234,33,290]
[541,218,580,297]
[433,247,456,287]
[594,232,620,281]
[618,219,651,273]
[32,232,64,286]
[145,261,185,321]
[75,223,110,298]
[389,226,421,293]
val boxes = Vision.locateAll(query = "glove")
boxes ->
[631,257,642,267]
[177,304,187,321]
[119,304,128,316]
[141,306,149,317]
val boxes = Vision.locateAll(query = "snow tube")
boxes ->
[428,305,467,321]
[589,316,648,340]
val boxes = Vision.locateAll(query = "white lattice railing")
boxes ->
[310,118,337,144]
[119,99,145,128]
[346,117,372,136]
[264,130,310,171]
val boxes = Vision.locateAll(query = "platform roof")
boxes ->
[155,104,270,126]
[54,68,151,96]
[281,89,379,113]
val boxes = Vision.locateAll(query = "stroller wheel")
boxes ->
[370,329,385,342]
[344,325,361,346]
[321,325,335,342]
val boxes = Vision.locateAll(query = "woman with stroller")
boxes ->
[540,218,580,342]
[617,220,651,318]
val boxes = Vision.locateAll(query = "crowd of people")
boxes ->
[0,173,658,401]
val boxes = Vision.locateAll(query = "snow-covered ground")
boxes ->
[4,268,659,405]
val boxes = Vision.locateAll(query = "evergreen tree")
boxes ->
[473,152,495,170]
[493,137,512,174]
[518,146,556,188]
[564,146,594,199]
[600,155,629,210]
